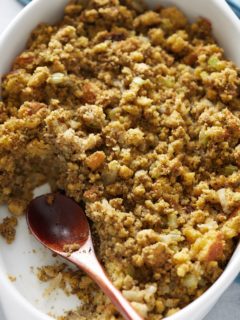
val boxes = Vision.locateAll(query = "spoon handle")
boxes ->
[71,254,144,320]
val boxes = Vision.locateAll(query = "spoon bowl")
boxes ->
[27,193,89,253]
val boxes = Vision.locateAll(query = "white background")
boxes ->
[0,1,240,319]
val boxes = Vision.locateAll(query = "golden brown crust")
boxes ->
[1,0,240,319]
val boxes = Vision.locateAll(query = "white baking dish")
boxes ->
[0,0,240,320]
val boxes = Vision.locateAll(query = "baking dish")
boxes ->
[0,0,240,320]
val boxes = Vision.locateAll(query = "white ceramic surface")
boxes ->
[0,1,240,320]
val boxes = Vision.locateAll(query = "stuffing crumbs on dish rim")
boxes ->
[0,0,240,319]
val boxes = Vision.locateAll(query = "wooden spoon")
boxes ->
[26,193,143,320]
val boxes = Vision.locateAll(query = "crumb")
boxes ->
[8,275,16,282]
[8,199,26,216]
[0,217,18,244]
[63,243,81,254]
[46,194,55,205]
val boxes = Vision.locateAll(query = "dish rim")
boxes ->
[0,1,240,320]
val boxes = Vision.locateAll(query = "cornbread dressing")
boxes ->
[0,0,240,319]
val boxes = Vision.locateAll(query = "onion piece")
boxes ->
[217,188,229,213]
